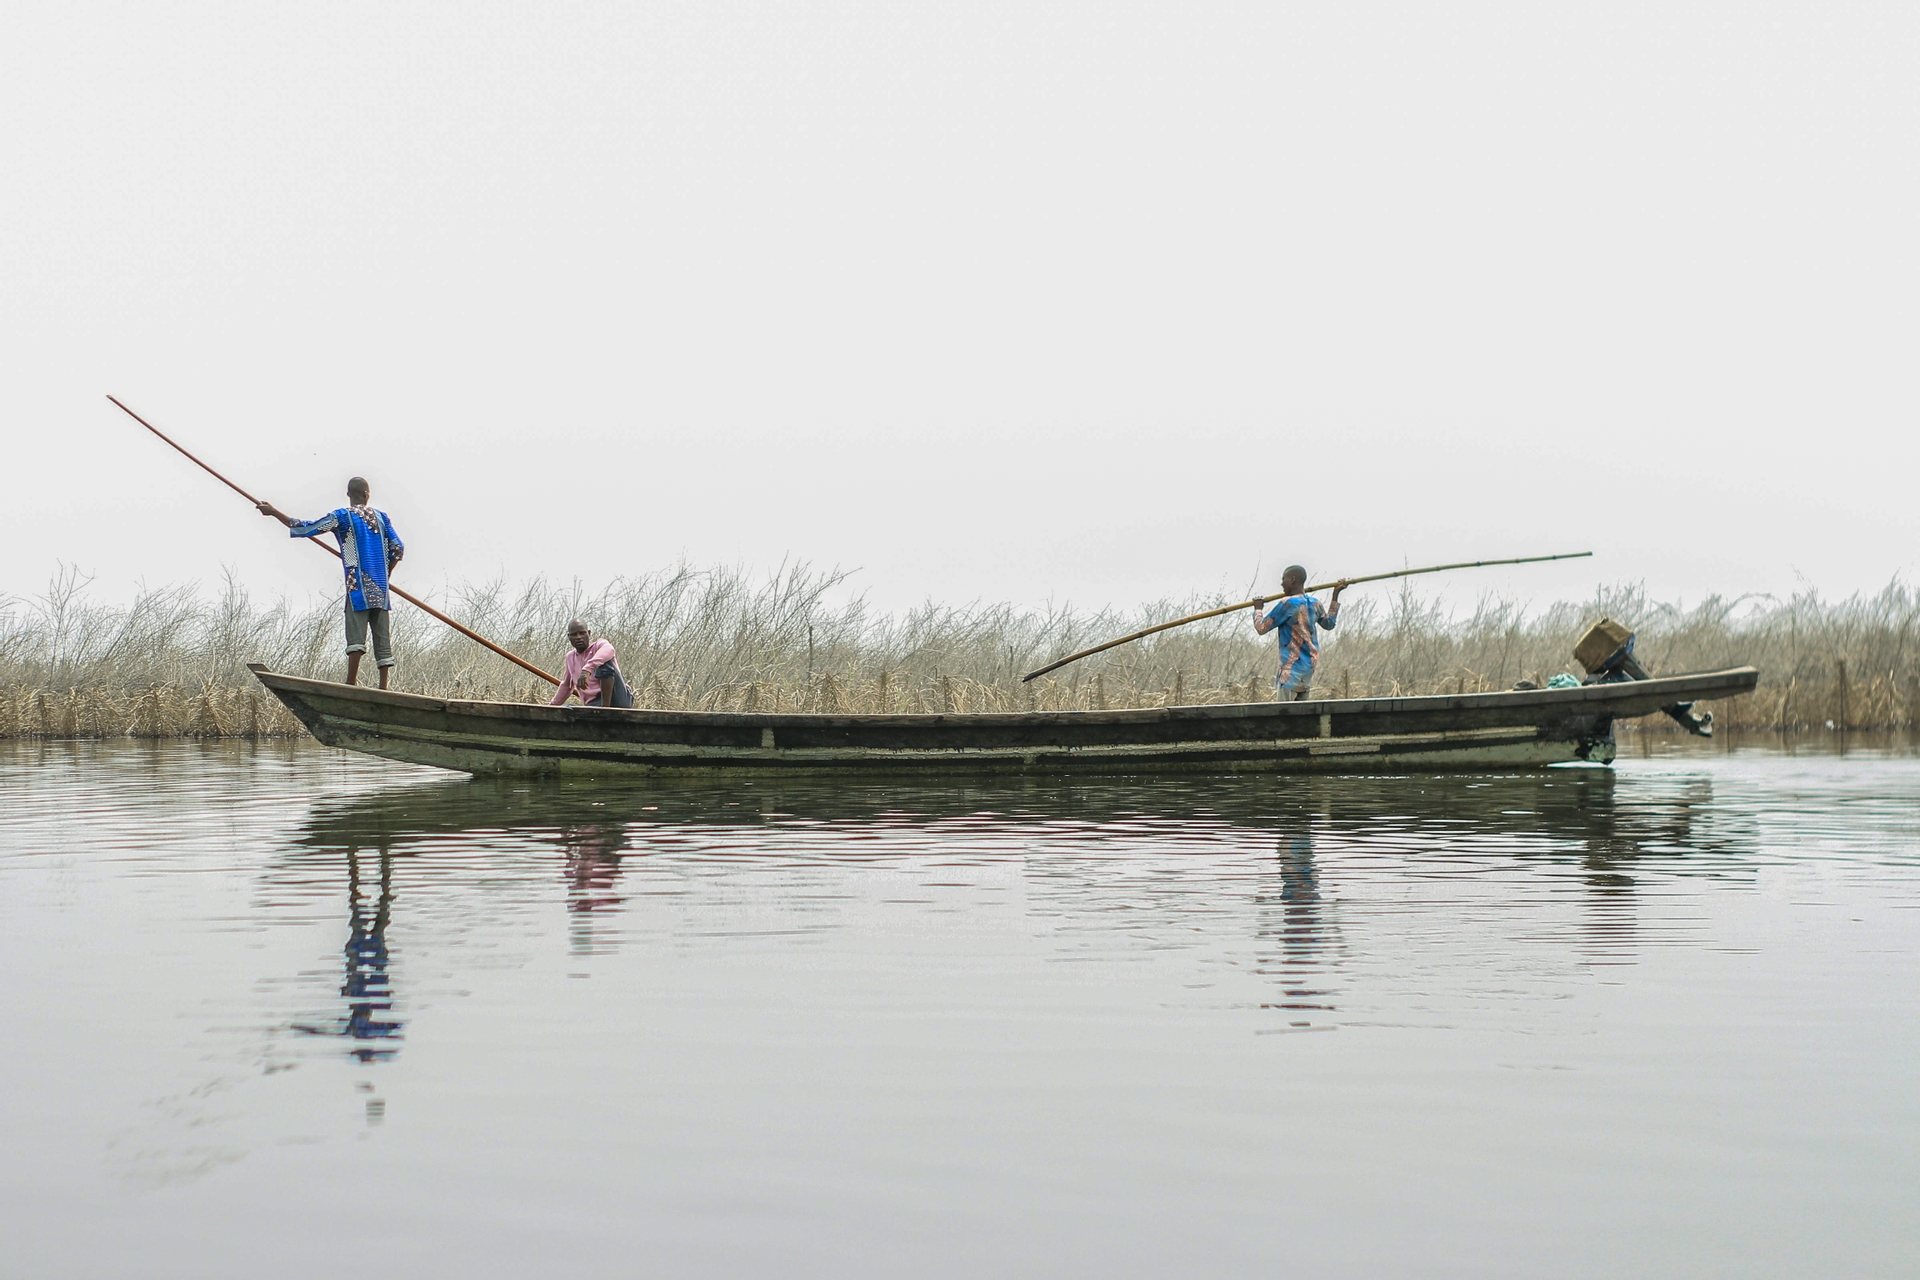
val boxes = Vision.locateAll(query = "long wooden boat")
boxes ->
[248,662,1758,776]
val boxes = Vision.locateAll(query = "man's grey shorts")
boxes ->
[344,603,394,666]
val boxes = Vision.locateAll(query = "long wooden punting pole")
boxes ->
[1020,552,1594,683]
[107,395,562,686]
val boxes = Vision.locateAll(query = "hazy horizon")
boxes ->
[6,4,1914,619]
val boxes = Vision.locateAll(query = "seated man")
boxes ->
[1253,565,1347,701]
[549,619,634,708]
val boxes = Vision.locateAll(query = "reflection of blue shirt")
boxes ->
[1264,595,1337,681]
[290,507,403,611]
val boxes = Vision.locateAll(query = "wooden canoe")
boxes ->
[248,663,1758,777]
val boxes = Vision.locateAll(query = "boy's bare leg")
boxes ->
[346,652,363,685]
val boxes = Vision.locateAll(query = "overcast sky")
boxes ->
[4,3,1914,624]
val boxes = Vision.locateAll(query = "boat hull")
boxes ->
[248,664,1759,777]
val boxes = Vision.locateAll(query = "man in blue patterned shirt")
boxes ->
[258,477,405,688]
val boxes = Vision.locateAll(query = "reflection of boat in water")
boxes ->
[285,767,1736,869]
[268,768,1748,1053]
[249,662,1758,777]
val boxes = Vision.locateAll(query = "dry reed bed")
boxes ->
[0,683,307,739]
[3,566,1916,737]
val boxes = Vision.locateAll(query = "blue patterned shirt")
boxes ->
[290,506,404,611]
[1264,594,1338,682]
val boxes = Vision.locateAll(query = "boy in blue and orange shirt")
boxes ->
[1253,565,1347,700]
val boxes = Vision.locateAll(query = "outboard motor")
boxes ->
[1574,618,1714,736]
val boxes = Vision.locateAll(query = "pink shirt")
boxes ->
[549,639,618,705]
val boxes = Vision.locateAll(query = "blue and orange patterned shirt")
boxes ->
[290,506,404,611]
[1264,594,1338,683]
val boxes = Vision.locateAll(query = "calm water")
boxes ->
[3,740,1917,1278]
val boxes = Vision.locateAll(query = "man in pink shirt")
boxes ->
[549,619,633,708]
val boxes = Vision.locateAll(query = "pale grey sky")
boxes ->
[4,3,1914,620]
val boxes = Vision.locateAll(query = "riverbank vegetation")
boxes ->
[3,565,1915,737]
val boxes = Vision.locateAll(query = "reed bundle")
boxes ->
[4,565,1916,737]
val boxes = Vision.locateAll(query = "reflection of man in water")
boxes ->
[1276,815,1323,961]
[564,824,631,956]
[1257,811,1336,1022]
[340,845,402,1061]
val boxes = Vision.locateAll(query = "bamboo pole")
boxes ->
[107,395,562,685]
[1020,552,1593,683]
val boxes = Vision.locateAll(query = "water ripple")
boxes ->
[3,739,1917,1277]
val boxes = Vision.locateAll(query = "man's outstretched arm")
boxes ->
[257,502,338,537]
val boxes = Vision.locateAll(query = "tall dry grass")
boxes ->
[3,564,1915,737]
